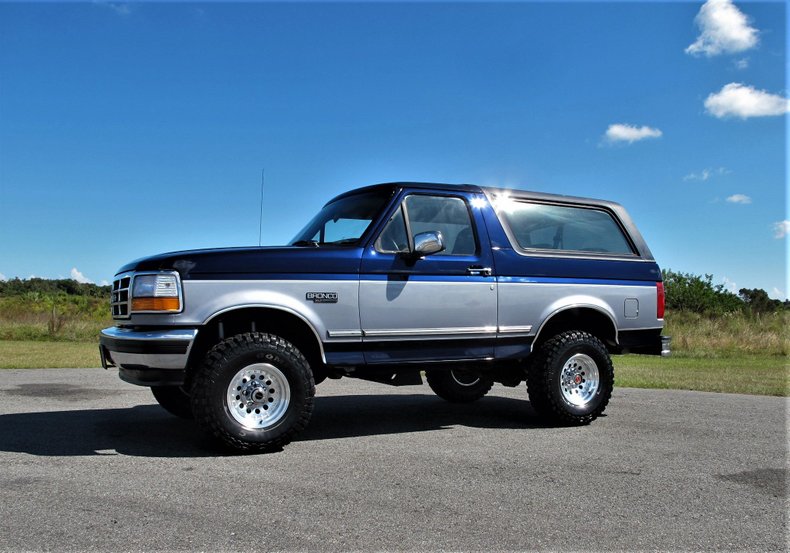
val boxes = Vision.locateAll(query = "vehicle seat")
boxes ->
[452,227,475,255]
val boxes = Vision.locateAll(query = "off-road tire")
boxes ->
[426,369,493,403]
[191,332,315,452]
[527,330,613,425]
[151,385,193,419]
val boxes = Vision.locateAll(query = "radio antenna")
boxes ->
[258,168,265,246]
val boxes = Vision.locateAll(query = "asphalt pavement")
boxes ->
[0,368,787,552]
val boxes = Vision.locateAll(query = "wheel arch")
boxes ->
[532,304,618,353]
[186,305,326,382]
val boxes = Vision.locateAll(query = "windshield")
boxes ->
[290,189,393,246]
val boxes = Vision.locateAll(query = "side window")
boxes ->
[375,194,477,256]
[375,206,410,253]
[500,202,634,255]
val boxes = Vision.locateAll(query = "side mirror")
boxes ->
[412,231,445,257]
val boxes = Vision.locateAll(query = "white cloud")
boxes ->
[725,194,751,204]
[70,267,93,284]
[721,276,738,294]
[683,167,730,181]
[705,83,789,119]
[684,168,713,181]
[686,0,758,57]
[773,220,790,239]
[93,2,131,16]
[604,123,663,144]
[734,58,749,70]
[0,272,6,282]
[100,279,110,286]
[771,288,786,301]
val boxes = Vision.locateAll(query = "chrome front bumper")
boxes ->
[99,327,198,371]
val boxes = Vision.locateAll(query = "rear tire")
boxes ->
[191,332,315,452]
[426,369,493,403]
[151,386,193,419]
[527,330,613,425]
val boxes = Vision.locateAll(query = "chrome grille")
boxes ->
[111,276,131,319]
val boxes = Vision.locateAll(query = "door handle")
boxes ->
[467,266,492,276]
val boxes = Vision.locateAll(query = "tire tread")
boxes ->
[527,330,613,425]
[191,332,315,452]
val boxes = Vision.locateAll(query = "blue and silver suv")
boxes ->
[100,182,669,451]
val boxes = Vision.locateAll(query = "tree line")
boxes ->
[0,277,110,299]
[662,270,788,315]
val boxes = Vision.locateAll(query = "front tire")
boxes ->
[527,330,613,425]
[151,386,193,419]
[191,332,315,452]
[426,369,493,403]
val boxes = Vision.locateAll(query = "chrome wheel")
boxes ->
[527,331,613,424]
[450,370,481,387]
[559,353,600,407]
[226,363,291,430]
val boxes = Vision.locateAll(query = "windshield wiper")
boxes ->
[291,240,320,247]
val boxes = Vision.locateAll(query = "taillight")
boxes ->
[656,281,665,319]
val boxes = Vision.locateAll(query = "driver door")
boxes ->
[359,191,497,363]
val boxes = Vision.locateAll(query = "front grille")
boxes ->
[111,276,131,319]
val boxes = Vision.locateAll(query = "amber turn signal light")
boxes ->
[131,297,181,312]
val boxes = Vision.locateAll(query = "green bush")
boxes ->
[0,280,113,342]
[662,270,744,315]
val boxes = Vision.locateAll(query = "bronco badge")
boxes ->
[306,292,338,304]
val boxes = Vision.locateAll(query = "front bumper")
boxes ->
[99,327,198,386]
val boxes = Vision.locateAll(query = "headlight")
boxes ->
[131,273,182,312]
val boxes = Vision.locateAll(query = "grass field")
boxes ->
[663,309,787,357]
[0,340,102,369]
[0,295,786,396]
[3,274,787,404]
[614,354,787,397]
[0,295,110,342]
[0,340,786,397]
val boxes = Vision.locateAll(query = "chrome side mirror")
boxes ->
[412,231,445,257]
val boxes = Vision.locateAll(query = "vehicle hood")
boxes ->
[116,246,363,279]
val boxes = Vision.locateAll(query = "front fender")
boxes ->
[172,279,361,344]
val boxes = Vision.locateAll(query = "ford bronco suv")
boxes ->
[100,182,669,451]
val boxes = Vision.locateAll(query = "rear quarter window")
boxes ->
[499,201,635,256]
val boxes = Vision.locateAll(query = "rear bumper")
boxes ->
[660,335,672,357]
[617,328,671,357]
[99,327,197,386]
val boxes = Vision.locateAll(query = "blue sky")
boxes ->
[0,1,786,298]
